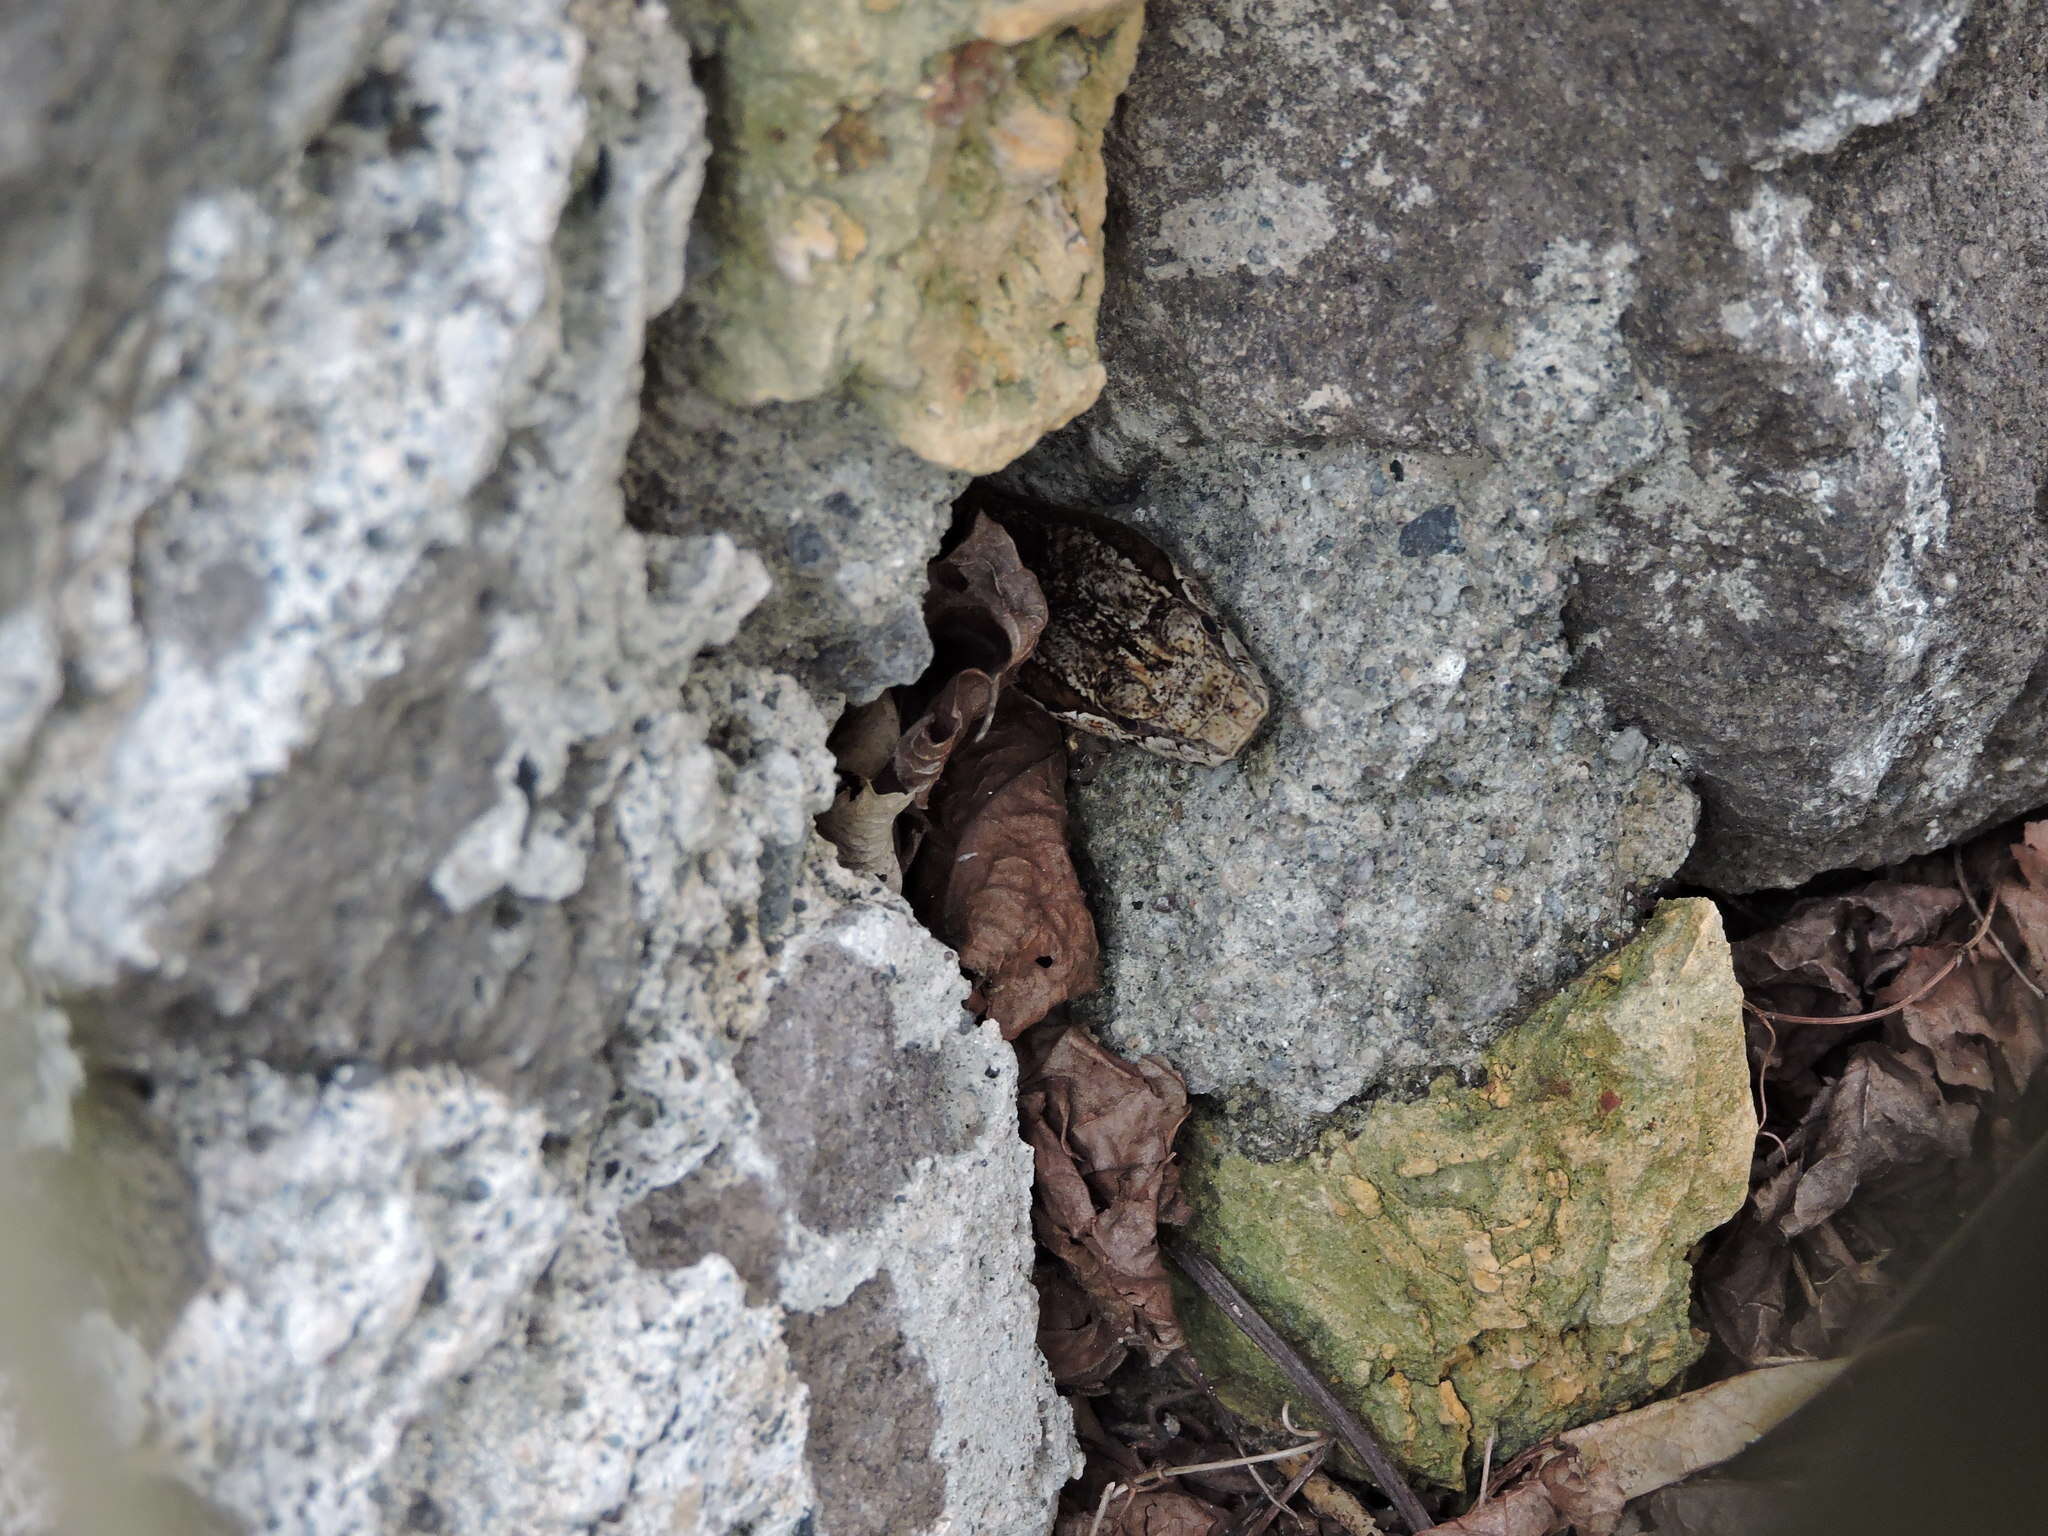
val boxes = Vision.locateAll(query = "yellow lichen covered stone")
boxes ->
[684,0,1140,471]
[1179,898,1755,1491]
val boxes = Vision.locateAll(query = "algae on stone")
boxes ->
[681,0,1140,472]
[1178,899,1755,1491]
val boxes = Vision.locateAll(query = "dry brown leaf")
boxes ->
[1884,948,2002,1093]
[925,511,1049,690]
[1034,1262,1130,1392]
[1420,1480,1557,1536]
[1884,943,2048,1099]
[907,692,1099,1035]
[1998,824,2048,999]
[1705,825,2048,1367]
[825,693,902,782]
[893,668,1000,806]
[1533,1451,1626,1536]
[1696,1201,1791,1373]
[1733,883,1961,1017]
[1018,1021,1190,1362]
[1781,1043,1974,1237]
[1557,1360,1844,1500]
[815,781,916,887]
[1056,1487,1230,1536]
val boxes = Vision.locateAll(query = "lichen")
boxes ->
[681,0,1140,472]
[1178,898,1755,1490]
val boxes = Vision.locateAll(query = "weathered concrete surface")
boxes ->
[1047,0,2048,893]
[627,314,968,703]
[0,0,1070,1532]
[677,0,1141,471]
[1178,900,1754,1489]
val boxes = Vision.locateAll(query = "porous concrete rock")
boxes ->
[1023,239,1698,1153]
[675,0,1140,471]
[1054,0,2048,891]
[1178,900,1754,1489]
[384,859,1069,1536]
[135,1064,573,1531]
[1,0,1069,1532]
[626,314,970,702]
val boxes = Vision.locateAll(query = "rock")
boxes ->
[675,0,1139,471]
[384,869,1070,1536]
[627,318,968,702]
[1574,7,2048,889]
[1023,242,1699,1152]
[1177,899,1755,1489]
[0,0,1069,1531]
[1050,0,2048,891]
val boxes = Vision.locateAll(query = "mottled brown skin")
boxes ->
[968,491,1270,765]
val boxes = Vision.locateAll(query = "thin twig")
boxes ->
[1234,1442,1330,1536]
[1744,885,1999,1026]
[1168,1242,1435,1535]
[1084,1481,1118,1536]
[1088,1438,1331,1536]
[1745,1013,1793,1162]
[1954,847,2045,999]
[1469,1431,1497,1516]
[1139,1438,1332,1484]
[1176,1348,1286,1505]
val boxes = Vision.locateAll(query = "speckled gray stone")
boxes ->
[627,316,968,702]
[1018,239,1698,1153]
[1056,0,2048,892]
[0,0,1069,1531]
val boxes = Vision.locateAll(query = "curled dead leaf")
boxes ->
[925,511,1049,688]
[907,692,1098,1034]
[1019,1021,1190,1362]
[1034,1262,1129,1392]
[815,781,916,888]
[1781,1042,1974,1237]
[825,693,903,782]
[1706,822,2048,1367]
[893,668,1000,807]
[1733,883,1962,1019]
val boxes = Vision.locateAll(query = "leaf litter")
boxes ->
[1699,825,2048,1374]
[819,506,1229,1522]
[829,495,2048,1536]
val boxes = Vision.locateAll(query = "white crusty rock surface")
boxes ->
[0,0,1068,1533]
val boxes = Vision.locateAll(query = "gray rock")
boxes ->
[1078,0,1965,458]
[1021,239,1696,1151]
[628,316,968,703]
[385,857,1067,1536]
[1574,6,2048,888]
[0,0,1065,1532]
[1060,0,2048,891]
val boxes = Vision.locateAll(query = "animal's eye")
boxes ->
[1199,613,1223,639]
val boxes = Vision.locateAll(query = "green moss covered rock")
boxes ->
[1178,898,1755,1491]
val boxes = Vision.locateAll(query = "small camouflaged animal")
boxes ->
[966,488,1270,766]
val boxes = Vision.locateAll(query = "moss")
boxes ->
[1179,899,1755,1491]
